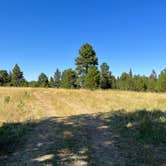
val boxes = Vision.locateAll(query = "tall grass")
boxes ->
[0,87,166,160]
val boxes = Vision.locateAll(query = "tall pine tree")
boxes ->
[100,62,112,89]
[75,43,98,87]
[38,73,49,87]
[11,64,24,86]
[0,70,9,86]
[54,68,61,88]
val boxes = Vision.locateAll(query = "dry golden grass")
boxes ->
[0,87,166,121]
[0,87,165,165]
[33,88,166,116]
[0,87,45,124]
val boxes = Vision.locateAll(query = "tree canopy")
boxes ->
[75,43,98,87]
[0,43,166,92]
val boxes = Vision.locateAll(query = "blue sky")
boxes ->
[0,0,166,81]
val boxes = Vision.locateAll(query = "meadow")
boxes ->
[0,87,165,165]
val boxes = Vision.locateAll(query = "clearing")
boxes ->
[0,88,165,166]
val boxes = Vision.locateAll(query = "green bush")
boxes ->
[0,123,28,155]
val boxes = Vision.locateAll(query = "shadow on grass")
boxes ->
[0,109,165,166]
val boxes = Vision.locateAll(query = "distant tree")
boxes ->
[157,69,166,91]
[54,68,61,88]
[110,75,117,89]
[75,43,98,87]
[149,69,157,81]
[49,76,55,88]
[0,70,9,86]
[148,70,157,91]
[22,80,29,87]
[38,73,49,87]
[132,75,148,91]
[100,62,111,89]
[29,81,38,87]
[85,66,100,89]
[129,68,133,77]
[61,69,77,89]
[117,72,131,90]
[11,64,24,86]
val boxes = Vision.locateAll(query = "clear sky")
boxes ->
[0,0,166,81]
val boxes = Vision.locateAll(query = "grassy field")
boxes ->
[0,88,165,165]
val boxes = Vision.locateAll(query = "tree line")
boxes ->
[0,43,166,91]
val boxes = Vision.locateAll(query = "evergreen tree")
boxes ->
[54,68,61,88]
[129,68,133,77]
[132,75,148,91]
[49,76,55,88]
[11,64,24,86]
[157,69,166,91]
[110,75,117,89]
[0,70,9,86]
[75,43,98,87]
[100,62,111,89]
[85,66,100,89]
[148,70,157,91]
[149,69,157,80]
[38,73,49,87]
[117,72,131,90]
[61,69,77,89]
[29,81,38,87]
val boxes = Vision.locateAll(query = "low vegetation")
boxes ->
[0,88,165,165]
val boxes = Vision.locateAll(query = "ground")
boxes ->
[0,88,165,166]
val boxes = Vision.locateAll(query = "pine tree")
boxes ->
[100,62,111,89]
[148,70,157,91]
[85,66,100,89]
[49,76,55,88]
[29,81,38,87]
[129,68,133,77]
[61,69,77,89]
[0,70,9,86]
[157,69,166,91]
[117,72,131,90]
[149,69,157,80]
[75,43,98,87]
[38,73,49,87]
[11,64,24,86]
[54,68,61,88]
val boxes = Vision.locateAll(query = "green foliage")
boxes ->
[38,73,49,87]
[116,73,149,91]
[75,43,98,87]
[0,44,166,91]
[0,70,9,86]
[132,75,148,91]
[157,69,166,91]
[110,75,117,89]
[149,69,157,81]
[61,69,77,89]
[100,62,112,89]
[11,64,25,87]
[117,72,132,90]
[105,110,166,165]
[0,122,31,155]
[85,66,100,89]
[129,68,133,77]
[54,68,61,88]
[49,77,55,88]
[147,70,157,91]
[28,81,38,87]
